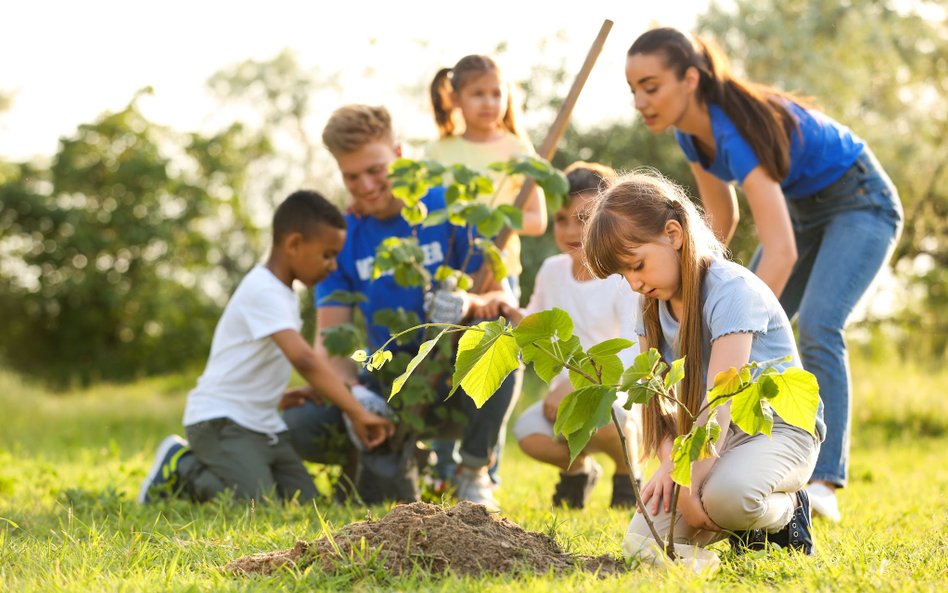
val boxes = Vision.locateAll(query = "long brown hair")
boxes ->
[583,171,722,455]
[628,27,805,183]
[429,55,523,138]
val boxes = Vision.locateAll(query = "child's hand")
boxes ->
[468,295,520,322]
[677,490,720,531]
[278,386,319,410]
[351,410,395,450]
[641,460,676,516]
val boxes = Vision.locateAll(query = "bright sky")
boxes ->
[0,0,709,161]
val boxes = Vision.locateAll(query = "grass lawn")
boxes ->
[1,353,946,592]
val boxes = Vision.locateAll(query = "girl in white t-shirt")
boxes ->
[479,162,643,509]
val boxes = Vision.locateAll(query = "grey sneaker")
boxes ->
[453,465,500,512]
[137,435,190,503]
[552,459,603,509]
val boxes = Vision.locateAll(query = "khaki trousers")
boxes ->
[626,419,819,550]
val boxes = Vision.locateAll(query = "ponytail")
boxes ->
[430,67,457,137]
[629,27,806,183]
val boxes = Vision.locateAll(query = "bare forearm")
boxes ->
[754,248,796,298]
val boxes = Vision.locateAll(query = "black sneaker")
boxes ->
[610,474,640,508]
[771,488,816,555]
[728,528,768,554]
[552,460,602,509]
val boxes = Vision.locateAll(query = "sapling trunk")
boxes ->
[665,484,681,557]
[610,409,678,560]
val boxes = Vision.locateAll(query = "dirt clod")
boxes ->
[226,501,627,577]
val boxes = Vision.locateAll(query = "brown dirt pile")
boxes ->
[226,501,627,577]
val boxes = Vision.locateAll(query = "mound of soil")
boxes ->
[227,501,627,578]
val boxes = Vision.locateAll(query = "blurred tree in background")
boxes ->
[0,91,222,385]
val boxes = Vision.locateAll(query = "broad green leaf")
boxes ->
[767,367,820,436]
[587,338,635,358]
[569,354,624,389]
[320,323,363,357]
[475,239,507,282]
[372,308,422,345]
[620,348,663,404]
[476,210,506,238]
[664,356,686,390]
[707,366,752,409]
[522,334,580,384]
[317,289,368,306]
[496,204,523,230]
[451,320,520,407]
[465,203,492,225]
[422,209,449,227]
[445,184,462,205]
[730,383,774,437]
[390,329,447,399]
[350,350,367,363]
[553,385,618,463]
[513,307,574,347]
[620,348,662,386]
[670,417,720,488]
[456,273,473,291]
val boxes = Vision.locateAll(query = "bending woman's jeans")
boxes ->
[752,148,902,487]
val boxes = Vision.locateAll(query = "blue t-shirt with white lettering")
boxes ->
[675,102,864,199]
[317,187,479,351]
[634,257,826,440]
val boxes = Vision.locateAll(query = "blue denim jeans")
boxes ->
[751,148,902,487]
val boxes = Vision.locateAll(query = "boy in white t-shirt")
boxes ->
[478,162,643,509]
[137,190,394,504]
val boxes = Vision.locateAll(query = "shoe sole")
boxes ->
[136,435,185,503]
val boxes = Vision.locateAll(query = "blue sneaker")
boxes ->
[772,488,815,555]
[137,435,190,503]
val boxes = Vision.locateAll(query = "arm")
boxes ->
[519,183,548,236]
[690,162,739,244]
[271,328,393,449]
[741,167,798,298]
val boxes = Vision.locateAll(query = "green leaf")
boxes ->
[372,308,422,345]
[707,365,752,409]
[569,353,624,389]
[496,204,523,230]
[320,323,363,357]
[664,356,686,390]
[456,273,473,291]
[587,338,635,358]
[730,382,774,437]
[620,348,662,386]
[422,208,449,227]
[390,329,447,399]
[512,307,574,347]
[464,202,493,225]
[476,209,506,238]
[669,415,721,488]
[553,385,618,463]
[521,335,580,384]
[619,348,663,404]
[767,367,821,436]
[317,289,368,306]
[434,265,454,282]
[475,238,507,281]
[401,202,428,226]
[451,320,520,407]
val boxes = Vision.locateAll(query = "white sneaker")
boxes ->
[453,466,500,512]
[806,482,841,522]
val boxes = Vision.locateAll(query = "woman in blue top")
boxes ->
[625,27,903,522]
